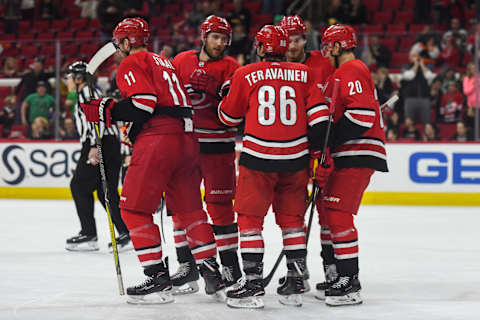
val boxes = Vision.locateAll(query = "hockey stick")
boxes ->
[86,42,125,295]
[380,94,399,112]
[263,79,341,288]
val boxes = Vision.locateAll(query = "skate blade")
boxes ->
[65,242,99,252]
[213,289,226,302]
[314,289,326,301]
[227,296,264,309]
[279,294,303,307]
[325,292,362,306]
[127,292,175,305]
[172,281,199,295]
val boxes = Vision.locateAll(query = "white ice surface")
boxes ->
[0,200,479,320]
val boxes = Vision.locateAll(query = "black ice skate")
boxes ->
[222,264,242,290]
[315,263,338,300]
[226,261,265,309]
[325,274,362,306]
[65,233,98,251]
[108,233,132,253]
[198,258,226,301]
[126,258,174,305]
[226,278,265,309]
[171,259,200,295]
[277,258,307,307]
[278,265,310,293]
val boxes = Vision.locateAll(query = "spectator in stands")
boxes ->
[0,57,20,78]
[122,0,148,19]
[30,116,51,139]
[401,51,435,124]
[344,0,367,25]
[15,57,53,103]
[97,0,123,43]
[226,0,251,34]
[438,67,458,92]
[439,38,461,68]
[208,0,223,17]
[367,35,391,68]
[38,0,60,19]
[228,24,251,65]
[263,0,283,15]
[21,81,55,128]
[466,21,480,57]
[374,67,395,104]
[324,0,346,25]
[2,0,21,34]
[422,122,439,141]
[59,117,79,140]
[439,81,463,123]
[451,120,473,141]
[75,0,99,19]
[0,95,17,137]
[410,36,440,67]
[386,110,400,133]
[20,0,35,21]
[463,62,479,127]
[386,128,399,141]
[160,44,175,60]
[401,117,421,140]
[430,78,443,121]
[442,18,468,51]
[305,20,320,51]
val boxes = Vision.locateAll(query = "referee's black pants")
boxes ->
[70,136,128,237]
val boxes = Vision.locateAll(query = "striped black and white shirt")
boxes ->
[74,85,119,146]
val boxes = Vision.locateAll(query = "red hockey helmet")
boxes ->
[280,15,306,36]
[321,24,357,53]
[113,17,150,47]
[255,25,289,56]
[200,15,232,45]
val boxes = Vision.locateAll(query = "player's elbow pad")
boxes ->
[111,98,152,123]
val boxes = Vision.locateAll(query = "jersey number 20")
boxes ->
[258,85,297,126]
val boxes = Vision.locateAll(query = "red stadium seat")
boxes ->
[18,21,31,33]
[67,7,82,18]
[183,3,194,12]
[373,12,392,24]
[252,14,273,28]
[40,45,56,57]
[89,19,101,29]
[382,0,402,11]
[169,16,183,24]
[0,22,4,33]
[386,24,406,34]
[44,58,57,69]
[18,33,36,42]
[409,24,425,34]
[222,2,234,12]
[164,3,180,14]
[0,34,16,41]
[62,44,79,58]
[391,52,410,67]
[395,11,414,24]
[70,18,89,31]
[403,0,415,9]
[245,1,262,13]
[37,32,55,42]
[51,20,68,31]
[57,32,74,40]
[363,0,380,11]
[76,31,95,40]
[79,44,98,59]
[0,87,12,99]
[466,10,476,22]
[9,125,27,138]
[399,37,415,51]
[33,20,51,32]
[364,25,384,35]
[381,38,398,51]
[20,45,39,58]
[150,17,168,29]
[156,29,171,41]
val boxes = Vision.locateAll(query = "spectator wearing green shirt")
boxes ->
[21,81,55,127]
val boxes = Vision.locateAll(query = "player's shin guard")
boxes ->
[171,216,199,295]
[212,223,242,287]
[121,209,163,269]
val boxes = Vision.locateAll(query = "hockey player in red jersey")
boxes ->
[314,24,388,306]
[169,15,241,294]
[218,25,329,309]
[279,14,336,293]
[80,17,225,304]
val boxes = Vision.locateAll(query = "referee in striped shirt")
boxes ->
[65,61,130,252]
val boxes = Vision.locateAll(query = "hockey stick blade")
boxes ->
[86,42,117,75]
[380,94,399,112]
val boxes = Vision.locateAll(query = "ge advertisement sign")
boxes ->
[0,142,81,187]
[367,143,480,193]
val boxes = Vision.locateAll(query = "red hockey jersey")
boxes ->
[219,61,328,172]
[304,51,335,92]
[323,59,388,172]
[116,51,192,136]
[173,50,240,153]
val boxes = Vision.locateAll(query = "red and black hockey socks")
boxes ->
[328,210,359,276]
